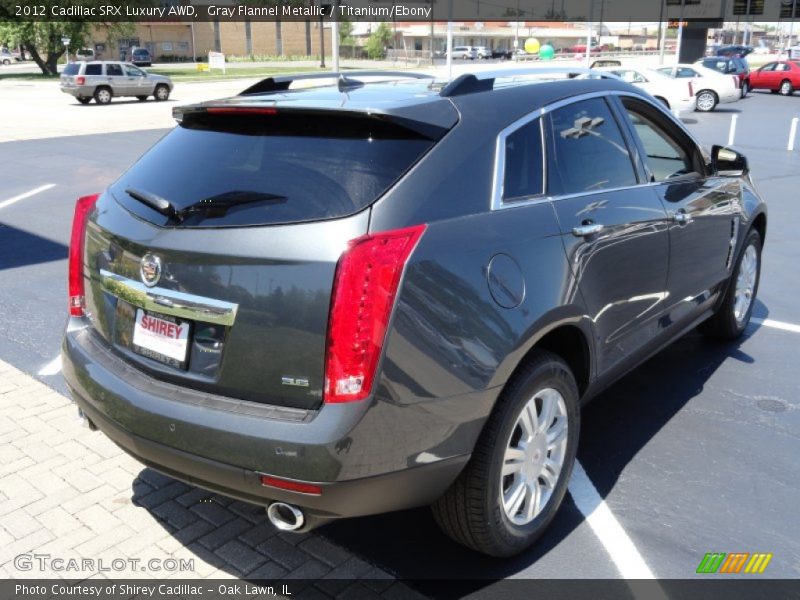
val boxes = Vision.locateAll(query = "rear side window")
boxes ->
[106,63,123,76]
[111,111,438,228]
[85,63,102,75]
[503,119,544,201]
[63,63,80,75]
[546,98,637,196]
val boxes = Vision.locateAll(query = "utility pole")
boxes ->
[318,0,325,68]
[331,0,339,71]
[659,0,666,64]
[789,0,798,51]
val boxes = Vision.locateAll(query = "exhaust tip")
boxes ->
[267,502,305,532]
[77,408,97,431]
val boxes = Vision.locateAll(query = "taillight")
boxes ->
[76,76,85,85]
[733,76,739,89]
[324,224,427,403]
[688,81,694,97]
[206,107,277,115]
[68,194,99,317]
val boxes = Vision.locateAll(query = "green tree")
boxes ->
[365,22,391,59]
[339,18,354,46]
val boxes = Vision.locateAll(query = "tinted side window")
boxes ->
[621,98,704,182]
[106,63,123,76]
[547,98,637,196]
[85,63,102,75]
[503,119,544,201]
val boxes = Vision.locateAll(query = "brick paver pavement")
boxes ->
[0,358,422,597]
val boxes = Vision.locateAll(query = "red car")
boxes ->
[748,60,800,95]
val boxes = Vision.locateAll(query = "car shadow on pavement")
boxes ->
[130,301,769,596]
[0,223,67,270]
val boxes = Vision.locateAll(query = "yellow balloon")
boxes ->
[524,38,541,54]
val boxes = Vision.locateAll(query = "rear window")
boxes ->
[63,63,80,75]
[111,111,438,228]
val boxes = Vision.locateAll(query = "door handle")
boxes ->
[672,210,693,225]
[572,223,605,237]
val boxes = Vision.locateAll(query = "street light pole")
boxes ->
[61,36,71,67]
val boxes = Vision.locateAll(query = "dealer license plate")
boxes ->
[131,309,190,368]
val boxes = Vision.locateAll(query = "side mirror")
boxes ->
[711,145,749,177]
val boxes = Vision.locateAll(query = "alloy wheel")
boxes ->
[734,244,758,325]
[501,387,568,526]
[696,92,715,111]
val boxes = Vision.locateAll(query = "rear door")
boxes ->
[617,96,738,328]
[546,96,670,375]
[751,62,778,90]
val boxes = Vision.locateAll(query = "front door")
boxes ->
[545,97,671,376]
[124,64,149,95]
[617,96,738,329]
[104,62,132,96]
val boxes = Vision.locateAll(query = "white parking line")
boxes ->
[569,461,660,581]
[38,355,61,376]
[751,318,800,334]
[0,183,56,210]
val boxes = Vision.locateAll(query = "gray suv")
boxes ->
[62,69,766,557]
[60,61,173,104]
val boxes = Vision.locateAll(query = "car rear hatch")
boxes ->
[79,92,456,411]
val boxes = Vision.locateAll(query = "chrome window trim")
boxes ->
[490,89,706,212]
[100,269,239,327]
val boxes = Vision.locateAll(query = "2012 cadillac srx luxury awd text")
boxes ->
[62,69,766,557]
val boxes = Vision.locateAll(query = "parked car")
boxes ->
[474,46,491,59]
[748,60,800,95]
[62,69,766,557]
[445,46,477,60]
[591,66,696,115]
[75,48,95,61]
[698,56,751,97]
[656,64,740,111]
[60,61,173,104]
[131,47,152,67]
[491,47,513,60]
[716,45,753,58]
[0,50,14,65]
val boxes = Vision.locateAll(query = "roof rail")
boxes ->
[439,67,621,97]
[239,71,435,96]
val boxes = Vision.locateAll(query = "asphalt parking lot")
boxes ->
[1,80,799,591]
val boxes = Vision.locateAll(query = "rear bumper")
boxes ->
[62,324,473,524]
[60,85,93,98]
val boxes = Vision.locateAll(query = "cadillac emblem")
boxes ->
[139,253,162,287]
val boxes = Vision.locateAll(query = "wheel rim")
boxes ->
[697,92,714,111]
[98,90,110,103]
[501,388,568,526]
[734,244,758,325]
[742,82,748,94]
[156,87,167,99]
[781,82,791,95]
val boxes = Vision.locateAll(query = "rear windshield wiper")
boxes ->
[125,187,178,220]
[178,191,287,221]
[125,188,286,223]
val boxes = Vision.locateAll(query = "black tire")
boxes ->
[76,97,92,104]
[154,84,170,101]
[136,95,148,101]
[432,350,580,557]
[740,80,749,97]
[93,86,112,105]
[2,59,10,65]
[695,90,718,112]
[779,79,794,96]
[699,228,762,340]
